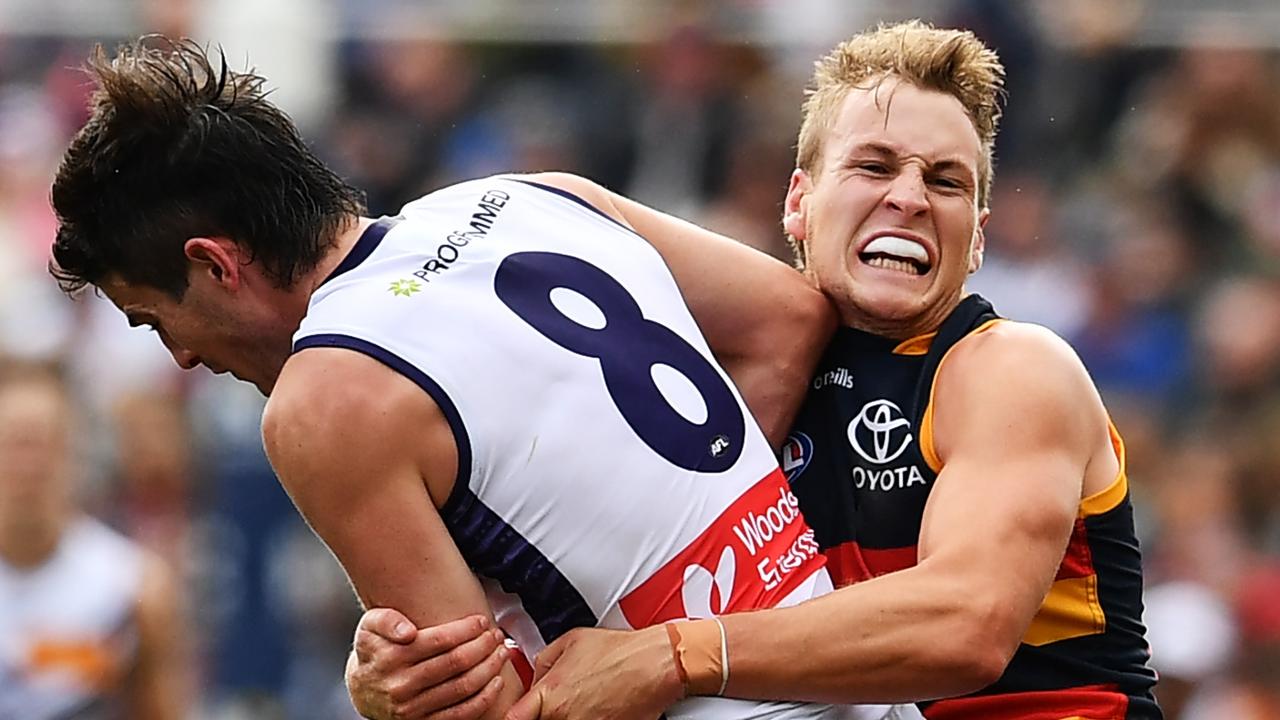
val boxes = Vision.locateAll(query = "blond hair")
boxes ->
[796,20,1005,206]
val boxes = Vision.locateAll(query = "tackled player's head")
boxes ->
[51,37,364,298]
[783,21,1005,338]
[49,38,366,393]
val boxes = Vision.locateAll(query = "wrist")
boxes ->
[642,624,689,707]
[665,618,728,697]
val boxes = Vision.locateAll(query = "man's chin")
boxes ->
[846,283,929,317]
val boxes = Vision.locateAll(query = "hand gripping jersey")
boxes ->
[294,176,840,719]
[0,518,144,720]
[787,294,1161,720]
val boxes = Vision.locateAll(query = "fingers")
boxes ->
[394,641,509,718]
[503,684,544,720]
[389,629,507,704]
[356,614,491,669]
[359,607,420,648]
[349,615,501,720]
[531,632,573,684]
[423,676,506,720]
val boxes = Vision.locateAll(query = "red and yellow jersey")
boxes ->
[785,294,1161,720]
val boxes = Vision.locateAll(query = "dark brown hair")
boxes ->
[50,37,365,297]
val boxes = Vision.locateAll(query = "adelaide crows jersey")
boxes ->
[786,294,1161,720]
[294,176,840,719]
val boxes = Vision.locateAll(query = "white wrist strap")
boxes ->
[713,616,729,696]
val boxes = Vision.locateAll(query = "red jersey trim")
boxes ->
[924,684,1130,720]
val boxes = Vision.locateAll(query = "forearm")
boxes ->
[717,567,1011,705]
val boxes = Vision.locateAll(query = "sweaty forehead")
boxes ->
[826,80,981,169]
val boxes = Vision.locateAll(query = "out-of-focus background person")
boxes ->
[0,1,1277,718]
[0,360,186,719]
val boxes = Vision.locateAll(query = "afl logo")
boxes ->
[848,399,913,465]
[781,433,813,482]
[710,434,731,458]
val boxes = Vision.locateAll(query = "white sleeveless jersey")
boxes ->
[0,517,144,720]
[295,176,841,718]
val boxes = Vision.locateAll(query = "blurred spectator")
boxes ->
[1071,196,1196,415]
[1113,22,1280,273]
[967,170,1094,338]
[0,360,187,719]
[700,131,795,261]
[329,33,491,211]
[1144,580,1237,718]
[1191,277,1280,423]
[625,22,742,217]
[108,391,194,581]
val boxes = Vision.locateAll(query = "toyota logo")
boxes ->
[847,399,913,464]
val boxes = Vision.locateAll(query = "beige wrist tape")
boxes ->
[664,618,729,696]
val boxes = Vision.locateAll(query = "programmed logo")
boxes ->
[847,399,913,465]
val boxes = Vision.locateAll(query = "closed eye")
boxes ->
[929,175,966,190]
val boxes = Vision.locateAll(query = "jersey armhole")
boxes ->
[918,318,1005,473]
[292,333,473,513]
[918,320,1130,518]
[1079,422,1128,518]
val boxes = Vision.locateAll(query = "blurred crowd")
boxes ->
[0,0,1278,718]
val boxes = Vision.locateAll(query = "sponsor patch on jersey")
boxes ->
[781,433,813,482]
[848,398,913,465]
[387,278,423,297]
[618,468,825,627]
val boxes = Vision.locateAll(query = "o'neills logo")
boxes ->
[813,366,853,390]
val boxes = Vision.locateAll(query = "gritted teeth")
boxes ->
[862,235,929,263]
[865,256,923,275]
[859,235,931,275]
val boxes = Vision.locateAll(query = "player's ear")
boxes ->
[783,169,812,243]
[969,208,990,274]
[184,237,242,290]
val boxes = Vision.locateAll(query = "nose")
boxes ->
[883,168,929,217]
[170,347,202,370]
[159,336,201,370]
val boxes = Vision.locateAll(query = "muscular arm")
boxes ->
[717,323,1103,703]
[262,348,522,717]
[523,172,837,447]
[498,323,1113,719]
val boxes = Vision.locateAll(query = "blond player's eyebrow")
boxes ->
[849,142,897,158]
[851,142,975,180]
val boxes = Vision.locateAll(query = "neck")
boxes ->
[301,214,378,300]
[0,514,67,569]
[250,214,376,394]
[842,290,966,340]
